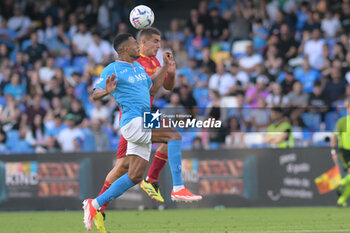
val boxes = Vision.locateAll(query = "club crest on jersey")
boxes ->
[128,76,135,83]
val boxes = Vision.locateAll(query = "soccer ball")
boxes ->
[129,5,155,29]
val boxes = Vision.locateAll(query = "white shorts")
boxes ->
[121,117,152,161]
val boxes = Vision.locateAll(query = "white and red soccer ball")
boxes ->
[129,5,155,30]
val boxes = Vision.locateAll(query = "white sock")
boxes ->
[92,199,100,210]
[173,185,185,192]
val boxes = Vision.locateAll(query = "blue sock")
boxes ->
[96,173,135,207]
[168,140,184,186]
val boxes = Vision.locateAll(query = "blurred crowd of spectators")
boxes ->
[1,0,350,154]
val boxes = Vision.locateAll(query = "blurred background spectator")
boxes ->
[1,0,350,154]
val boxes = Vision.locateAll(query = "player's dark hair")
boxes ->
[113,33,133,53]
[137,27,161,42]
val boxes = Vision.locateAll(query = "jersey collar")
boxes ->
[115,59,133,65]
[140,53,150,59]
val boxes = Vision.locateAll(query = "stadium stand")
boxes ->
[1,0,349,154]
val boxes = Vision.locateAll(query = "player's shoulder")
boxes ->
[134,61,146,71]
[150,56,161,66]
[101,61,117,73]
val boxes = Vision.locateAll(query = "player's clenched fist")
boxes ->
[162,51,173,66]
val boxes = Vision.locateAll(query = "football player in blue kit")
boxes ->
[82,33,184,232]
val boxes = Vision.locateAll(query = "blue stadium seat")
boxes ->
[325,111,340,131]
[301,113,321,132]
[209,142,220,150]
[82,129,96,152]
[12,140,34,154]
[5,130,19,150]
[109,136,120,151]
[302,128,312,141]
[55,57,71,68]
[153,99,168,109]
[64,66,78,77]
[73,56,89,74]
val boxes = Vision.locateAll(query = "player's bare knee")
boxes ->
[116,159,129,174]
[128,171,143,184]
[120,161,129,172]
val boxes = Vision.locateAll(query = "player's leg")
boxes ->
[84,145,149,230]
[337,150,350,207]
[140,143,168,202]
[84,117,151,230]
[99,156,129,214]
[146,143,168,183]
[151,127,202,202]
[97,135,129,215]
[93,141,150,210]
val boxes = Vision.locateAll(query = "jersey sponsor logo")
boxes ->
[120,69,128,74]
[146,68,156,73]
[128,73,147,83]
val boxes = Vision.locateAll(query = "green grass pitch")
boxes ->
[1,207,350,233]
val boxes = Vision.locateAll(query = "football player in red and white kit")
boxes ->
[97,27,201,216]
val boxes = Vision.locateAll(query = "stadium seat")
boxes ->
[209,142,220,150]
[243,133,264,148]
[109,135,120,151]
[301,113,321,132]
[55,57,71,68]
[73,56,89,74]
[12,140,34,154]
[210,51,230,65]
[82,129,96,152]
[312,132,333,147]
[5,130,19,150]
[324,111,340,131]
[63,66,78,77]
[231,40,251,58]
[153,99,168,109]
[221,96,237,108]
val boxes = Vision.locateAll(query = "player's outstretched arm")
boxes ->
[149,51,171,95]
[92,74,118,100]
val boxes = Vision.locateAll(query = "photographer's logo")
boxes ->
[143,110,161,129]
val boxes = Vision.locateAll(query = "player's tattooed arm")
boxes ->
[91,74,118,100]
[149,51,172,95]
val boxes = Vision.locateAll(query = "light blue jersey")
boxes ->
[94,60,152,127]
